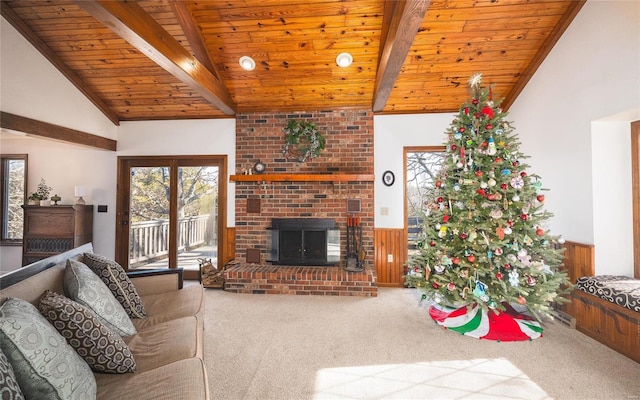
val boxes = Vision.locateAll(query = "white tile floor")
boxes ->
[314,358,551,400]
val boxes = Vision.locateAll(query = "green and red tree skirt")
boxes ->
[429,302,543,341]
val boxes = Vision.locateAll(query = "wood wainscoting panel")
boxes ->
[558,240,595,316]
[374,228,406,287]
[562,240,595,283]
[224,227,236,266]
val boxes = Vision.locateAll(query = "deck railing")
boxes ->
[129,214,213,266]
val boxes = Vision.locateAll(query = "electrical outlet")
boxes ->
[387,254,393,263]
[380,207,389,216]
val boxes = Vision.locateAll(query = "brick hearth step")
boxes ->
[223,264,377,297]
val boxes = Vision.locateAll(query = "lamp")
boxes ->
[239,56,256,71]
[336,52,353,68]
[74,186,87,205]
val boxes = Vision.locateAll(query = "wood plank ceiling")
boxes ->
[1,0,584,124]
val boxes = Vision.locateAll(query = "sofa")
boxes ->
[0,243,209,399]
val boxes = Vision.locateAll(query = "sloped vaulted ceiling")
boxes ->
[1,0,584,124]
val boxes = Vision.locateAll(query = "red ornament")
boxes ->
[477,188,486,197]
[496,272,504,280]
[536,194,545,202]
[430,240,436,247]
[500,183,508,190]
[520,213,528,221]
[507,220,514,227]
[447,282,456,291]
[432,282,441,289]
[512,161,519,166]
[472,99,479,105]
[520,171,527,177]
[495,157,503,163]
[481,141,488,148]
[487,193,495,201]
[481,106,495,119]
[442,215,450,223]
[459,233,468,240]
[517,296,527,305]
[467,254,476,263]
[486,124,493,130]
[451,144,457,151]
[475,170,483,177]
[459,127,466,133]
[504,263,511,270]
[452,257,460,265]
[437,197,444,203]
[536,228,545,236]
[436,180,442,188]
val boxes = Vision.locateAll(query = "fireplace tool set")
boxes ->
[345,215,364,271]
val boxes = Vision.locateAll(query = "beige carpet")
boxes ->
[203,287,640,400]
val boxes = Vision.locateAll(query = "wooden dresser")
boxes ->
[21,205,93,266]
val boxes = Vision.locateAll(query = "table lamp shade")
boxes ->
[74,186,87,197]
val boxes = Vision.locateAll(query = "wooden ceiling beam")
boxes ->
[169,1,222,82]
[372,0,430,113]
[75,0,236,116]
[1,112,117,151]
[501,0,586,111]
[0,2,121,126]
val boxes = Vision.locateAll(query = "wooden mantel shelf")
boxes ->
[230,174,374,183]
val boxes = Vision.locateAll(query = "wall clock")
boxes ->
[253,161,266,174]
[382,170,395,186]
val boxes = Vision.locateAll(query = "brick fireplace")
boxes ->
[225,110,377,296]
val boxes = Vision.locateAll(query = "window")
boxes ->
[1,154,27,243]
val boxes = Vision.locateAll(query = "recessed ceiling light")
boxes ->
[336,52,353,68]
[239,56,256,71]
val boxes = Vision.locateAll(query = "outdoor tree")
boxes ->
[405,74,571,341]
[406,151,446,219]
[130,166,218,222]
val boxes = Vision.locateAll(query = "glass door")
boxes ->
[404,147,446,258]
[116,156,227,280]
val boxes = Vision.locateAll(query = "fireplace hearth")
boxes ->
[269,218,340,266]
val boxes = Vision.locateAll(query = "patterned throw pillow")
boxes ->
[64,259,137,337]
[0,297,96,400]
[0,347,24,400]
[83,252,147,319]
[38,290,136,374]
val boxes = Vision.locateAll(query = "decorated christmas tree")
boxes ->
[405,74,571,341]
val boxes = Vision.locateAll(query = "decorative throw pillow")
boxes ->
[82,252,147,319]
[0,347,24,400]
[38,290,136,374]
[64,259,137,337]
[0,297,96,400]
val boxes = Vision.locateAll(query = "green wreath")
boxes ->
[282,119,326,163]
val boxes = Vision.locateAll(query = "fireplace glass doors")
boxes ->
[270,218,339,266]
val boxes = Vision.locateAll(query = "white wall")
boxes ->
[1,17,119,273]
[374,113,455,228]
[509,0,640,275]
[0,138,117,274]
[592,114,637,275]
[0,19,117,140]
